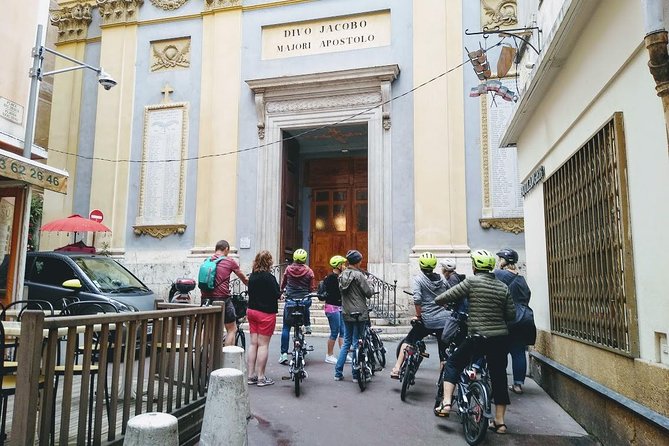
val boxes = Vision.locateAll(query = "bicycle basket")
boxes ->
[285,305,305,326]
[231,294,248,318]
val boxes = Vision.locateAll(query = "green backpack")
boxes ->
[198,256,226,292]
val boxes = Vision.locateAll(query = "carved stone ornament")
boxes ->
[149,0,189,10]
[204,0,241,12]
[151,37,190,71]
[133,224,187,239]
[50,2,93,42]
[96,0,144,25]
[481,0,518,29]
[479,218,524,234]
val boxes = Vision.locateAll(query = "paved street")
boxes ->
[248,336,598,445]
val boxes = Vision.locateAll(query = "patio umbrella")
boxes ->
[41,214,111,244]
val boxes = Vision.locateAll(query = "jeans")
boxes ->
[280,299,312,354]
[334,320,366,378]
[509,340,527,385]
[325,311,345,341]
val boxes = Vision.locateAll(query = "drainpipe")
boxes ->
[642,0,669,142]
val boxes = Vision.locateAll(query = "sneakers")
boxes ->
[334,376,343,381]
[278,353,289,364]
[248,376,258,385]
[257,377,275,387]
[325,355,337,364]
[304,326,312,335]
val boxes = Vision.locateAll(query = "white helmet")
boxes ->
[440,259,457,272]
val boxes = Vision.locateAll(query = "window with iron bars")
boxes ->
[543,112,638,357]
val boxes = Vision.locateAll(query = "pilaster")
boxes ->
[96,0,143,26]
[193,6,242,253]
[49,2,93,43]
[412,0,468,257]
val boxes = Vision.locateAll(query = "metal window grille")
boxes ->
[544,113,638,357]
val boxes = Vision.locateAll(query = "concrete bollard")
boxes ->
[123,412,179,446]
[200,368,247,446]
[222,345,250,419]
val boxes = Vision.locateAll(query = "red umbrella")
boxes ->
[41,214,111,233]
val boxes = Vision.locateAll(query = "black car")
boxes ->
[24,251,158,311]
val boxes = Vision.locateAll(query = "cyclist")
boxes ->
[320,255,348,364]
[278,249,316,364]
[495,248,532,395]
[440,258,463,288]
[434,249,515,435]
[390,252,450,379]
[334,249,373,382]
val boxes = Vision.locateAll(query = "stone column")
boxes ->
[200,368,247,446]
[124,412,179,446]
[222,345,250,419]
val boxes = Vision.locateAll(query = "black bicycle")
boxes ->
[396,319,429,401]
[282,294,315,397]
[349,311,375,391]
[366,320,386,371]
[203,291,248,349]
[435,333,492,446]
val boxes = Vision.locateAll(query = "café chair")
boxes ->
[0,300,54,361]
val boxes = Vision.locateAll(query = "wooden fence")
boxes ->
[9,303,225,445]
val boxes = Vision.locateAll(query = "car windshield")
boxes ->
[74,257,148,293]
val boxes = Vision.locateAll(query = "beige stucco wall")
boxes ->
[516,0,669,407]
[411,0,468,255]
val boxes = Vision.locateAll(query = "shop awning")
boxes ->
[0,148,68,194]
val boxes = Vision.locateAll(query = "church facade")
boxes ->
[43,0,525,302]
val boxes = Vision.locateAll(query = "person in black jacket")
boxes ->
[320,255,348,364]
[495,248,532,395]
[246,250,281,387]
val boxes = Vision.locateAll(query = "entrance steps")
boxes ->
[240,300,411,340]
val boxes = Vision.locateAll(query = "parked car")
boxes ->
[24,251,158,311]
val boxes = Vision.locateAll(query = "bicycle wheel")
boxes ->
[434,366,445,412]
[294,351,302,397]
[396,336,408,358]
[463,381,489,445]
[365,342,377,375]
[356,345,367,392]
[236,329,246,350]
[400,361,414,402]
[371,332,386,369]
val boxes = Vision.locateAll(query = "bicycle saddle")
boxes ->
[350,311,363,318]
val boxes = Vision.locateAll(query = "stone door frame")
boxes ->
[246,64,399,277]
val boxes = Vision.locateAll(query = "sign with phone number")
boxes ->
[0,154,68,193]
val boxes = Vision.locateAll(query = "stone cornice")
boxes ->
[203,0,241,12]
[50,2,94,43]
[96,0,144,25]
[479,217,524,234]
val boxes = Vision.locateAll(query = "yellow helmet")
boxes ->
[293,248,308,263]
[471,249,496,271]
[418,252,438,270]
[329,255,347,268]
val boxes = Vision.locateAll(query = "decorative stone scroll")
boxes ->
[204,0,241,12]
[479,217,524,234]
[481,0,518,29]
[96,0,144,25]
[50,2,93,42]
[134,101,188,238]
[151,37,191,72]
[149,0,189,10]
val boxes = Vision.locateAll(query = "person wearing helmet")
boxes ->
[278,249,316,364]
[334,249,373,382]
[439,258,463,288]
[320,255,348,364]
[390,252,450,379]
[434,249,515,434]
[495,248,532,395]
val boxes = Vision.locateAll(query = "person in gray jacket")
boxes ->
[434,249,516,435]
[390,252,450,379]
[334,249,373,382]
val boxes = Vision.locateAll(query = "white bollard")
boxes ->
[123,412,179,446]
[222,345,250,419]
[200,368,247,446]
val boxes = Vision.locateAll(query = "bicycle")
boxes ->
[396,319,430,401]
[366,320,386,371]
[203,291,248,349]
[349,311,375,391]
[281,294,315,397]
[435,333,492,446]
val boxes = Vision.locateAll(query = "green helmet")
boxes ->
[471,249,496,271]
[329,255,347,268]
[293,249,308,263]
[418,252,438,270]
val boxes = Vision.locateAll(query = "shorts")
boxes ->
[210,298,237,324]
[405,322,447,361]
[247,309,277,336]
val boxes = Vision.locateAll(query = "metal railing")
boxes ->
[229,262,288,296]
[9,304,225,445]
[364,272,398,325]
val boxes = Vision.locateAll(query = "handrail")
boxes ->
[364,271,398,325]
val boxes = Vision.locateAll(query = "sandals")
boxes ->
[489,421,507,434]
[434,402,451,417]
[509,384,523,394]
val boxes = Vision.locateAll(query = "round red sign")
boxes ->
[89,209,104,223]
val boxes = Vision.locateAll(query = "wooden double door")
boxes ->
[305,158,368,281]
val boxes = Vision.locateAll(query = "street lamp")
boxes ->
[23,24,117,158]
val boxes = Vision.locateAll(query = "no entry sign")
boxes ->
[89,209,104,223]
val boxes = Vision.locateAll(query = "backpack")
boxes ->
[198,256,226,292]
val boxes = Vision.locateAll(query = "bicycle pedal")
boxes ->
[306,346,314,351]
[420,352,430,358]
[281,376,291,380]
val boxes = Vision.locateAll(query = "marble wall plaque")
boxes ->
[137,103,188,229]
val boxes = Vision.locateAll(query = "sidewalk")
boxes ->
[246,336,600,445]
